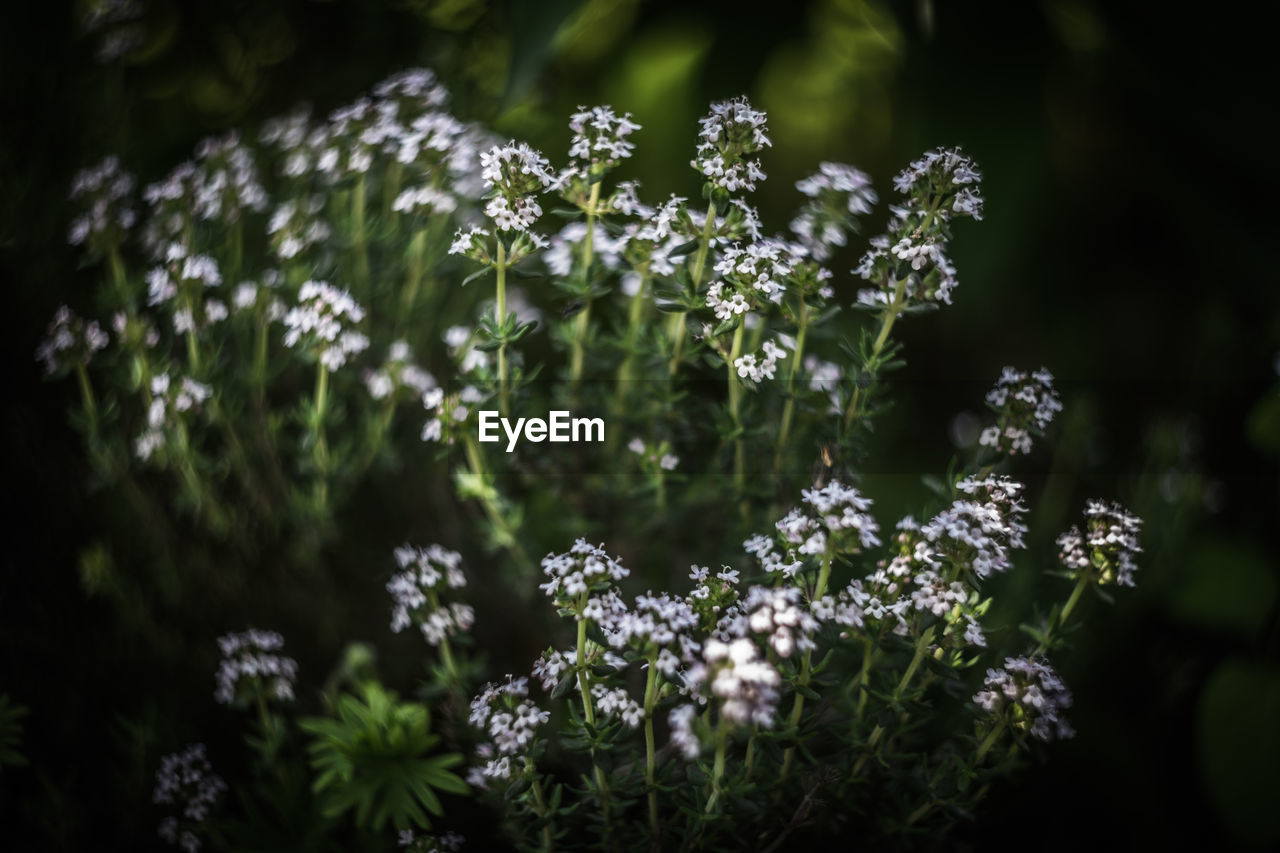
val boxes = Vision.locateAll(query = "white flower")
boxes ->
[567,105,641,168]
[1057,500,1143,587]
[282,280,368,370]
[213,629,298,705]
[692,97,771,193]
[974,656,1073,742]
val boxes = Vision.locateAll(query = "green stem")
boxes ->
[428,589,461,683]
[570,180,602,393]
[705,724,728,814]
[107,243,129,306]
[399,228,427,326]
[974,721,1004,764]
[643,657,660,843]
[74,363,98,433]
[727,322,746,499]
[855,636,874,723]
[495,241,509,413]
[773,299,809,476]
[668,201,718,378]
[313,362,329,511]
[1033,573,1091,657]
[527,766,554,853]
[573,600,612,826]
[461,436,534,576]
[352,174,368,291]
[780,545,833,779]
[853,626,935,776]
[612,265,651,427]
[842,275,903,432]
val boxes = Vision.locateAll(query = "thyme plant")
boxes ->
[44,67,1145,850]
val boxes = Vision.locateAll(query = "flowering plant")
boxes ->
[47,67,1145,850]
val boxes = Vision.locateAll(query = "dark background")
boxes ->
[3,0,1278,849]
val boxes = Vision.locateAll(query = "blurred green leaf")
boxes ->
[1164,538,1278,639]
[1197,660,1280,847]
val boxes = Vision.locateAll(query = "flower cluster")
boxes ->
[480,141,554,233]
[387,544,474,645]
[974,656,1074,742]
[398,829,466,852]
[420,385,484,445]
[188,132,269,224]
[790,162,877,261]
[1057,500,1143,587]
[709,239,799,317]
[979,366,1063,455]
[921,475,1028,580]
[468,676,548,783]
[627,437,679,472]
[282,280,370,370]
[609,592,699,675]
[68,155,137,250]
[855,146,983,309]
[213,629,298,706]
[567,105,640,171]
[719,585,818,658]
[538,539,629,606]
[734,339,787,383]
[684,638,782,727]
[153,743,227,852]
[364,341,436,401]
[692,97,771,193]
[135,373,212,461]
[35,306,109,376]
[774,480,882,558]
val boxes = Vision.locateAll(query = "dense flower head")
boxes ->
[791,162,876,261]
[592,683,645,728]
[685,565,743,633]
[68,155,137,248]
[153,743,226,852]
[893,146,984,221]
[734,339,787,383]
[974,656,1074,742]
[692,97,771,193]
[468,676,548,782]
[609,592,698,660]
[135,373,212,461]
[712,239,799,307]
[686,637,782,727]
[538,539,629,604]
[921,490,1027,580]
[190,132,269,223]
[773,480,882,558]
[718,585,819,658]
[480,141,553,233]
[213,629,298,705]
[387,544,473,644]
[420,385,484,445]
[854,231,959,308]
[364,341,436,401]
[282,280,369,370]
[1057,500,1143,587]
[568,105,640,169]
[36,305,108,376]
[372,67,450,111]
[267,196,331,261]
[979,367,1063,455]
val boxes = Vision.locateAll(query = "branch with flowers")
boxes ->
[46,66,1147,851]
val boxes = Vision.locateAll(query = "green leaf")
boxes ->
[461,267,491,287]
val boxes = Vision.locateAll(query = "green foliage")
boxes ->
[0,694,28,772]
[300,682,467,832]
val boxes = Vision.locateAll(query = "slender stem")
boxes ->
[612,265,651,425]
[352,174,368,291]
[528,769,554,853]
[107,244,129,306]
[313,362,329,511]
[668,201,718,378]
[461,436,534,575]
[853,626,935,776]
[428,589,461,682]
[74,363,98,433]
[727,322,746,498]
[773,299,809,475]
[855,636,873,723]
[974,721,1004,764]
[400,227,427,325]
[570,180,602,392]
[643,657,660,842]
[495,241,509,413]
[705,725,728,814]
[842,275,904,432]
[1033,573,1091,657]
[781,544,833,779]
[573,599,612,825]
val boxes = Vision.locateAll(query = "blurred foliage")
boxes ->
[3,0,1279,850]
